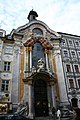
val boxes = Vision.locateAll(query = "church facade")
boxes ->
[0,10,80,116]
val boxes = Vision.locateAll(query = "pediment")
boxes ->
[13,20,61,40]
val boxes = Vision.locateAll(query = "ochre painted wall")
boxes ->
[20,47,24,101]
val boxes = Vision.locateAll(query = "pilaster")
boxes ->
[20,47,24,101]
[45,49,49,71]
[28,83,34,119]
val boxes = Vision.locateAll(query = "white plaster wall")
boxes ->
[2,55,13,61]
[11,46,20,104]
[55,51,68,103]
[1,73,12,79]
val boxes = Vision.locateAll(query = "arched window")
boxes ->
[32,28,43,35]
[32,42,45,67]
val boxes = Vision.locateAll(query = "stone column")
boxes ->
[78,99,80,108]
[23,83,29,103]
[51,85,56,108]
[47,85,52,115]
[28,84,33,118]
[28,47,32,70]
[45,49,49,71]
[25,47,28,77]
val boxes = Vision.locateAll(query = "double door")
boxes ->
[34,79,49,117]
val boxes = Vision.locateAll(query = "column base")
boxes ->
[28,113,34,119]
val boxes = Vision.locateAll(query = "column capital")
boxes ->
[45,49,49,54]
[28,80,32,85]
[26,47,29,51]
[28,47,32,52]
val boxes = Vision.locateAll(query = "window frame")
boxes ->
[0,32,3,37]
[32,28,43,35]
[63,50,69,57]
[77,79,80,88]
[66,64,72,72]
[4,45,13,54]
[68,40,73,46]
[1,80,9,92]
[77,51,80,58]
[75,41,79,47]
[68,78,75,89]
[73,64,79,73]
[61,39,67,46]
[3,61,11,72]
[32,42,45,68]
[70,50,76,58]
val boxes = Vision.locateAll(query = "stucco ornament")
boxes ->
[37,58,45,72]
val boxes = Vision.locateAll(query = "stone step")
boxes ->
[35,116,70,120]
[35,116,54,120]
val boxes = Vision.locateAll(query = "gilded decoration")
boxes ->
[23,37,53,50]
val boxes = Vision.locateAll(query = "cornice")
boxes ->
[14,20,61,38]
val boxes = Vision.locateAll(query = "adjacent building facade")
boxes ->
[0,10,80,116]
[60,32,80,108]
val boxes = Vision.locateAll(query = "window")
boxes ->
[0,32,3,37]
[32,28,43,35]
[63,50,68,57]
[66,64,71,72]
[69,79,74,89]
[69,40,73,46]
[78,51,80,57]
[79,52,80,56]
[0,30,5,37]
[1,80,9,91]
[37,44,41,51]
[61,39,66,45]
[32,42,45,67]
[74,65,79,73]
[71,51,76,57]
[5,45,13,54]
[4,62,11,71]
[75,41,79,47]
[78,79,80,88]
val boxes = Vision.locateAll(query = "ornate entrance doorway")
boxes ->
[34,79,49,117]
